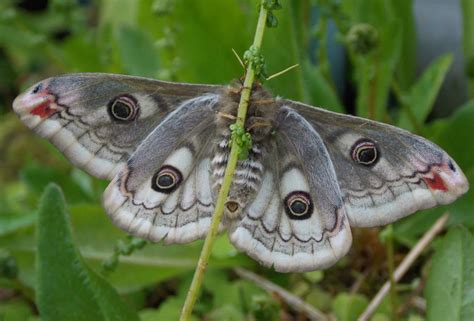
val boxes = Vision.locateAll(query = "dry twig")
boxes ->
[234,267,328,321]
[358,213,449,321]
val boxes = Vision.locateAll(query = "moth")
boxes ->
[13,73,469,272]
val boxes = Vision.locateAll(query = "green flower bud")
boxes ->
[346,23,379,55]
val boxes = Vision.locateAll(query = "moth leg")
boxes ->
[247,119,272,131]
[217,111,237,121]
[246,116,274,141]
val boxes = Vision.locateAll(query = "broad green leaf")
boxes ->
[305,287,332,312]
[116,26,160,77]
[0,25,45,48]
[0,300,34,321]
[301,61,344,112]
[303,270,324,283]
[248,294,280,321]
[393,208,444,247]
[99,0,139,28]
[267,0,312,103]
[203,269,239,308]
[371,315,391,321]
[167,0,320,103]
[20,163,93,204]
[448,168,474,228]
[391,0,416,89]
[0,213,36,237]
[425,227,474,321]
[139,298,198,321]
[59,34,104,72]
[331,293,369,321]
[434,100,474,172]
[398,54,453,130]
[263,1,341,104]
[170,0,252,84]
[211,234,239,259]
[208,305,244,321]
[36,184,139,321]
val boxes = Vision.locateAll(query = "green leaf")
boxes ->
[0,25,45,48]
[99,0,139,28]
[391,0,417,89]
[203,269,238,308]
[0,213,36,237]
[116,26,160,77]
[211,234,238,259]
[371,315,391,321]
[425,227,474,321]
[140,298,198,321]
[393,208,444,247]
[434,100,474,172]
[398,54,453,130]
[36,184,139,321]
[59,34,104,72]
[331,293,369,321]
[249,294,280,321]
[305,287,332,312]
[303,270,324,283]
[170,0,252,84]
[208,305,244,321]
[448,168,474,228]
[0,300,34,321]
[20,163,93,204]
[354,20,402,120]
[301,61,344,112]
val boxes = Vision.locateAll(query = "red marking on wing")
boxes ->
[30,101,56,118]
[423,172,448,191]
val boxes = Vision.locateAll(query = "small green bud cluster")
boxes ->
[244,45,267,81]
[263,0,282,28]
[230,123,253,160]
[346,23,379,55]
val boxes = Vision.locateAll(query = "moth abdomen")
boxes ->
[211,133,266,219]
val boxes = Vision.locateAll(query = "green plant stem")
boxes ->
[179,4,269,321]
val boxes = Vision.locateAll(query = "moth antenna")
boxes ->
[232,48,246,70]
[253,98,275,106]
[266,63,300,81]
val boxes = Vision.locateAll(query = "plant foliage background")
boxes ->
[0,0,473,320]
